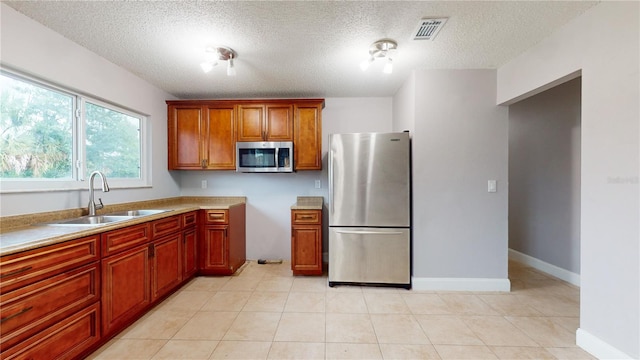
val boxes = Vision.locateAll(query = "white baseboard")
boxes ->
[576,328,634,359]
[411,277,511,292]
[509,249,580,286]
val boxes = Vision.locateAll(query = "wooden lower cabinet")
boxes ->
[101,243,151,336]
[151,233,183,301]
[201,225,228,272]
[0,263,100,351]
[1,302,101,360]
[0,235,99,294]
[200,205,246,275]
[291,210,323,275]
[0,207,245,358]
[183,227,198,279]
[0,236,101,360]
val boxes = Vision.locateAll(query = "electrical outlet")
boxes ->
[201,180,207,189]
[315,179,321,189]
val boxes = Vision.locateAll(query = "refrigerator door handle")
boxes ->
[334,230,404,235]
[329,149,334,216]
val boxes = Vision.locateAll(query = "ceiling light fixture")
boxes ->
[383,58,393,74]
[200,46,237,76]
[360,39,397,74]
[227,53,236,76]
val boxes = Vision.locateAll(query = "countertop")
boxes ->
[0,196,246,256]
[291,196,324,210]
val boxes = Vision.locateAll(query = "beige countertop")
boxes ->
[291,196,324,210]
[0,196,246,256]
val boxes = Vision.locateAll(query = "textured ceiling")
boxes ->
[4,1,597,99]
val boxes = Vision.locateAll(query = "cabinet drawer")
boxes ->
[0,236,99,294]
[204,210,228,224]
[102,223,150,257]
[0,263,99,350]
[183,211,197,228]
[292,210,321,224]
[1,302,100,360]
[151,215,181,238]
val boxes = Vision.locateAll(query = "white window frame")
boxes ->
[0,68,150,193]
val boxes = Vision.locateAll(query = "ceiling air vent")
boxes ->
[413,17,448,41]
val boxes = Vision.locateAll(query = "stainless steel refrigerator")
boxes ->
[328,132,411,289]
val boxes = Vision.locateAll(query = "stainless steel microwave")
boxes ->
[236,141,294,173]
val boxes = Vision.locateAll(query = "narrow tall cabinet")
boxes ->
[290,197,324,276]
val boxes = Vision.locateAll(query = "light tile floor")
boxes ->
[88,260,596,359]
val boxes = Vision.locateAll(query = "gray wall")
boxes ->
[498,2,639,358]
[403,69,509,287]
[508,77,581,274]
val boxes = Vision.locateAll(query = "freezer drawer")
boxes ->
[328,227,410,288]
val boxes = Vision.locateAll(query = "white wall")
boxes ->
[0,4,181,216]
[392,71,416,134]
[179,97,392,260]
[497,2,639,358]
[509,77,581,275]
[399,69,509,291]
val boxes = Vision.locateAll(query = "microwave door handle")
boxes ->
[275,147,279,169]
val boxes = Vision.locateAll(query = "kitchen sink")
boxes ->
[105,209,172,217]
[43,215,135,227]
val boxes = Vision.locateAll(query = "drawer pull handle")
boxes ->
[0,266,32,279]
[1,306,33,323]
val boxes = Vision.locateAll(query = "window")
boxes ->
[0,69,148,192]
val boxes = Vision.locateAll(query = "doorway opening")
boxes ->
[507,77,582,320]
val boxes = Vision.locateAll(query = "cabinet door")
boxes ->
[236,104,264,141]
[291,225,322,275]
[151,233,182,302]
[0,235,99,294]
[0,263,99,350]
[205,106,236,169]
[168,105,204,169]
[200,226,229,274]
[265,104,293,141]
[1,302,100,360]
[183,227,198,279]
[101,245,150,336]
[294,103,322,170]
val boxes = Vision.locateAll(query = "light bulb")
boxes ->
[227,57,236,76]
[360,57,373,71]
[200,61,215,73]
[383,58,393,74]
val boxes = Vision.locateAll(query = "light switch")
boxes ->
[488,180,497,193]
[315,180,321,189]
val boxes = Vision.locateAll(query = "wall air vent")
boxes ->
[413,17,448,40]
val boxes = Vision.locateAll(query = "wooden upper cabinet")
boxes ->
[168,105,202,169]
[168,99,322,171]
[266,104,294,141]
[205,106,236,169]
[237,103,293,142]
[294,102,323,170]
[167,102,236,170]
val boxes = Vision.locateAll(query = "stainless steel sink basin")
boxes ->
[44,215,135,227]
[105,209,172,217]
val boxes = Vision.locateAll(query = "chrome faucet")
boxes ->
[88,170,110,216]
